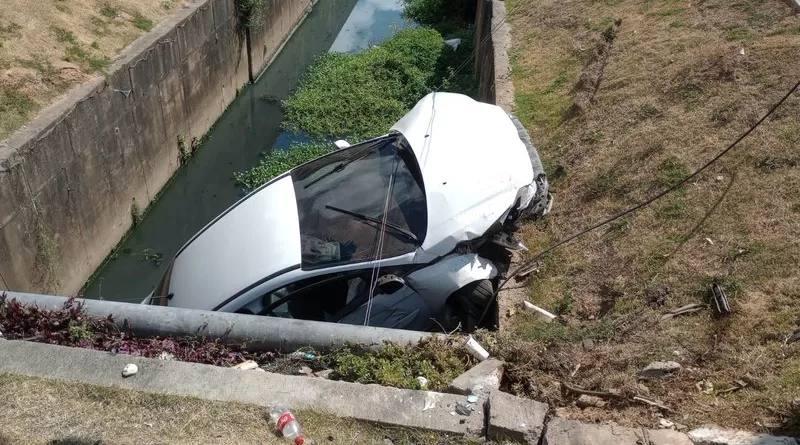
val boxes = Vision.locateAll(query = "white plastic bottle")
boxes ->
[268,406,304,445]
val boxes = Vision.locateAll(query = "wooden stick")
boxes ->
[560,382,621,399]
[633,395,673,412]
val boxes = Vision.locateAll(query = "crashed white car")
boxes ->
[145,92,551,332]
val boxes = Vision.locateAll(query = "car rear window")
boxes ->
[291,134,426,268]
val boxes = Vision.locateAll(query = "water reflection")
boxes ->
[330,0,412,54]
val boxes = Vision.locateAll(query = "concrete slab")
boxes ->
[543,417,693,445]
[488,389,548,444]
[449,358,504,396]
[0,340,484,436]
[687,426,798,445]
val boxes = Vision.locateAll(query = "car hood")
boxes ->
[168,176,302,310]
[392,92,534,256]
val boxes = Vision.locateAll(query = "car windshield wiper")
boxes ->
[325,204,418,244]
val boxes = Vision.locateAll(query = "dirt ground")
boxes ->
[502,0,800,435]
[0,0,189,141]
[0,373,479,445]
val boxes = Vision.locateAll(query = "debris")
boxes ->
[514,261,540,280]
[788,328,800,344]
[688,426,799,445]
[297,366,313,376]
[674,423,688,432]
[710,283,732,317]
[444,38,462,50]
[506,307,516,318]
[633,395,673,412]
[464,335,490,361]
[582,338,595,351]
[422,392,440,411]
[466,394,479,404]
[738,48,746,56]
[716,379,748,395]
[0,330,4,339]
[522,301,557,323]
[645,285,670,308]
[659,419,675,429]
[255,367,266,373]
[637,383,650,396]
[290,351,317,360]
[716,175,724,181]
[122,363,138,377]
[455,402,472,416]
[576,395,607,409]
[232,360,259,370]
[561,382,621,400]
[448,358,503,396]
[704,237,715,245]
[696,380,714,394]
[144,422,153,428]
[314,369,334,379]
[639,361,681,380]
[660,303,704,322]
[570,363,581,378]
[157,351,175,361]
[741,374,764,390]
[416,376,429,389]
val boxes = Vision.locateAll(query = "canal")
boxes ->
[82,0,413,301]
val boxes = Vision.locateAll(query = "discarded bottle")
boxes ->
[268,406,304,445]
[289,350,317,360]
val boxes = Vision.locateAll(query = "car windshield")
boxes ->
[291,134,427,268]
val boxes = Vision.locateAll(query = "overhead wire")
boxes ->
[477,79,800,325]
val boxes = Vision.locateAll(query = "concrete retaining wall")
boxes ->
[0,0,315,295]
[475,0,515,112]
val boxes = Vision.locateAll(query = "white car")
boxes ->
[145,92,551,332]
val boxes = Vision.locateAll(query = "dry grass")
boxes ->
[504,0,800,434]
[0,0,188,140]
[0,373,477,445]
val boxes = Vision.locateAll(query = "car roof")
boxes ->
[392,92,535,255]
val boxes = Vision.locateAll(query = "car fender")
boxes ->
[405,253,498,314]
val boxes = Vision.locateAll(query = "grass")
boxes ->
[234,142,333,190]
[505,0,800,432]
[0,373,475,444]
[133,13,154,31]
[0,88,37,136]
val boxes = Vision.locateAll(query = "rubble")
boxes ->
[640,361,681,380]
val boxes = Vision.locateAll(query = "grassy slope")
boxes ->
[0,373,476,445]
[0,0,189,141]
[505,0,800,433]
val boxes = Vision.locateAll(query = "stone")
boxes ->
[637,383,651,396]
[543,417,693,445]
[487,390,548,444]
[576,395,606,409]
[297,366,313,376]
[687,427,798,445]
[314,369,334,379]
[660,419,675,429]
[640,361,682,380]
[416,376,429,389]
[582,338,595,351]
[158,351,175,361]
[232,360,258,371]
[448,358,504,396]
[122,363,138,377]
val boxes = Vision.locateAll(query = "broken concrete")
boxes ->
[448,358,504,396]
[687,427,798,445]
[543,417,693,445]
[487,390,548,443]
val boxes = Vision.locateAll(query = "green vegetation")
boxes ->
[100,6,118,18]
[234,142,332,190]
[33,210,59,293]
[133,13,154,32]
[656,197,688,220]
[657,156,690,188]
[401,0,471,28]
[130,199,143,226]
[162,0,174,9]
[724,26,753,43]
[52,26,77,43]
[177,134,191,163]
[516,315,615,343]
[330,339,469,391]
[235,0,266,29]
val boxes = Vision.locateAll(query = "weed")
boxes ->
[581,130,605,144]
[68,321,94,342]
[544,70,570,94]
[767,26,800,36]
[758,155,798,173]
[131,199,143,226]
[793,201,800,213]
[647,8,684,17]
[100,6,118,18]
[747,12,775,28]
[605,217,631,241]
[0,22,22,38]
[517,316,615,343]
[658,156,690,188]
[656,198,688,220]
[133,13,154,32]
[553,290,574,315]
[515,90,573,130]
[401,0,471,27]
[634,103,662,121]
[64,44,110,73]
[669,20,684,29]
[136,248,163,266]
[678,83,704,102]
[724,27,753,44]
[235,0,266,29]
[162,1,174,9]
[586,169,617,199]
[778,124,800,145]
[234,142,332,190]
[91,41,100,49]
[177,134,191,163]
[33,210,60,293]
[52,26,76,43]
[586,17,615,32]
[0,89,36,116]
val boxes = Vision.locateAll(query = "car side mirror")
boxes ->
[334,140,351,150]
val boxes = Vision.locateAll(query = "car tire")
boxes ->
[444,280,495,332]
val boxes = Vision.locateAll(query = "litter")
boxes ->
[297,366,313,376]
[523,301,557,323]
[268,406,304,445]
[660,303,704,322]
[416,376,429,389]
[232,360,259,370]
[444,38,462,50]
[122,363,138,377]
[422,392,440,411]
[455,402,472,416]
[290,351,317,360]
[710,283,731,317]
[464,335,490,361]
[466,394,479,404]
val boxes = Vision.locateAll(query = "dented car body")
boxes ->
[144,93,551,332]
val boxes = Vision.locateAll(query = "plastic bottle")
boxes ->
[268,406,304,445]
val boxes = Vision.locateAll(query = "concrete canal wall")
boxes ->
[0,0,316,295]
[475,0,515,112]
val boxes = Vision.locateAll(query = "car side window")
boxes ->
[258,272,367,322]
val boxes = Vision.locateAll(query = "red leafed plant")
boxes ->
[0,293,274,366]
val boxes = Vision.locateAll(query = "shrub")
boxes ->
[402,0,472,27]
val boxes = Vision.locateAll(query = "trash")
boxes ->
[660,303,704,322]
[582,338,595,351]
[576,395,607,409]
[455,402,472,416]
[716,175,724,181]
[0,330,4,339]
[422,392,440,411]
[444,38,462,50]
[466,394,479,404]
[704,237,715,245]
[157,351,175,361]
[710,283,731,317]
[297,366,313,376]
[290,351,317,360]
[738,48,746,56]
[696,380,714,394]
[506,307,516,318]
[515,261,540,280]
[639,361,681,380]
[416,376,429,389]
[122,363,138,378]
[659,419,675,429]
[268,406,304,445]
[315,369,334,379]
[464,335,490,361]
[522,301,557,323]
[232,360,259,370]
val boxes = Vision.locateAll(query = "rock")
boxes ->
[640,361,681,380]
[660,419,675,429]
[297,366,313,376]
[582,338,595,351]
[448,358,504,396]
[544,417,693,445]
[637,383,651,396]
[675,423,688,431]
[157,351,175,361]
[687,426,798,445]
[416,376,429,389]
[455,402,472,416]
[314,369,334,379]
[232,360,258,370]
[122,363,138,377]
[487,390,548,443]
[646,285,670,308]
[466,394,479,404]
[576,395,607,409]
